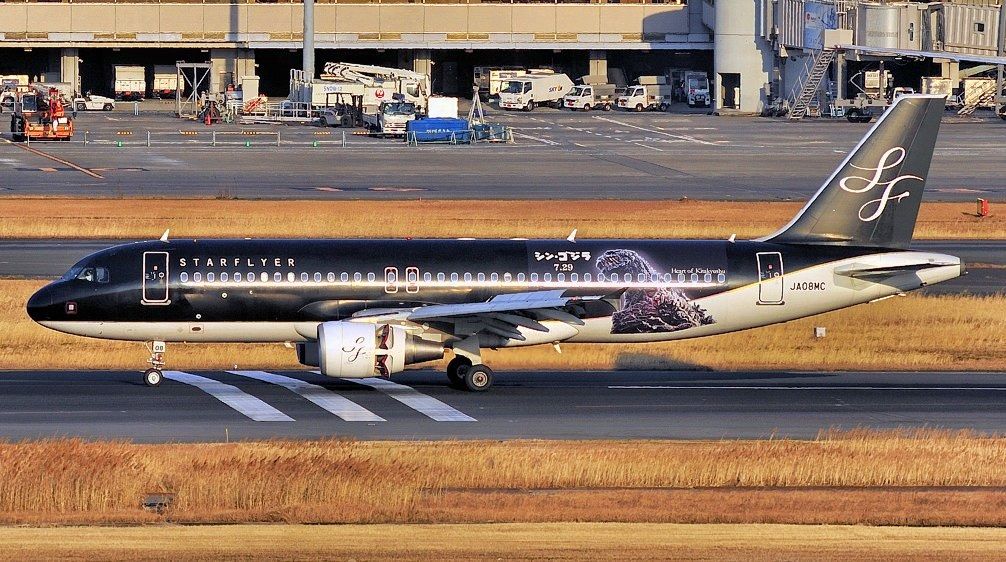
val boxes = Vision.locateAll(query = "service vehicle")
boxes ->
[684,71,711,107]
[10,87,74,142]
[562,82,617,111]
[617,76,674,111]
[362,100,417,136]
[498,73,573,111]
[73,94,115,112]
[474,67,526,100]
[112,65,146,101]
[151,66,180,99]
[318,105,353,127]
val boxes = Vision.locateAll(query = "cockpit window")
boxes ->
[76,267,109,283]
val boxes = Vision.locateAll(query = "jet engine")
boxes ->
[298,321,444,378]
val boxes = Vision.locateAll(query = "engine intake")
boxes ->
[301,321,444,378]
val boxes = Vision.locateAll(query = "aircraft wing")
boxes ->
[350,290,611,342]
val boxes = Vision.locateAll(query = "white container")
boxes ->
[427,96,459,118]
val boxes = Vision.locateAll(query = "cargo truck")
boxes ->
[151,66,180,99]
[684,71,711,108]
[616,76,674,111]
[474,67,526,100]
[498,73,573,111]
[112,65,146,101]
[362,99,417,137]
[562,83,617,111]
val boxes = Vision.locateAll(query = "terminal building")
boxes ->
[0,0,1002,115]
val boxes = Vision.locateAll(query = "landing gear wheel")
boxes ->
[461,365,493,392]
[144,368,163,387]
[446,356,472,387]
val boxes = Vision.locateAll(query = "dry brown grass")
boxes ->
[0,431,1003,526]
[3,279,1005,371]
[0,198,998,239]
[0,523,1003,561]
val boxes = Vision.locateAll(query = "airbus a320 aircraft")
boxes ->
[28,94,961,391]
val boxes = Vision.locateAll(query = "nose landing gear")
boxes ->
[143,341,166,387]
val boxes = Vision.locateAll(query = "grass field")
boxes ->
[1,523,1003,561]
[4,279,1005,371]
[0,431,1003,526]
[0,198,998,240]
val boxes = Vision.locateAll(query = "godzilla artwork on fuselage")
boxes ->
[595,249,715,334]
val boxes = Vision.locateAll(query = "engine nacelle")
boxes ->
[313,321,444,379]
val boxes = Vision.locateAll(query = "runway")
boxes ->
[0,370,1003,442]
[2,239,1002,295]
[1,103,1004,200]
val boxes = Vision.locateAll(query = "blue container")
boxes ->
[406,118,472,143]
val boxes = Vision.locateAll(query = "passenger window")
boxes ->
[570,273,578,282]
[233,272,241,283]
[718,273,726,283]
[598,273,605,282]
[193,272,202,282]
[327,272,335,282]
[704,273,712,283]
[207,273,216,283]
[464,272,472,282]
[517,273,526,282]
[354,272,362,282]
[301,272,309,282]
[557,273,565,282]
[96,267,110,283]
[504,273,512,282]
[287,272,295,282]
[624,273,631,283]
[638,273,646,283]
[490,273,499,282]
[663,273,671,283]
[584,273,591,282]
[530,272,538,282]
[477,273,486,282]
[180,272,189,283]
[260,272,268,282]
[367,273,375,282]
[274,272,282,282]
[690,273,699,283]
[221,272,229,282]
[437,272,445,282]
[451,272,459,283]
[544,273,552,282]
[423,272,431,282]
[315,273,322,283]
[678,273,685,283]
[342,272,350,282]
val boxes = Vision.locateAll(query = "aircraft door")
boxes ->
[756,252,784,305]
[142,251,170,305]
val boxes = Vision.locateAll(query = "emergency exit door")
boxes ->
[756,252,784,305]
[142,251,170,304]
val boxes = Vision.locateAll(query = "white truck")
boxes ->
[112,65,146,101]
[362,100,417,137]
[474,67,526,100]
[616,76,674,112]
[683,71,711,108]
[498,73,573,111]
[151,66,180,99]
[562,82,618,111]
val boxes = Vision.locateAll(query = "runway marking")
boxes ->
[591,116,719,146]
[511,131,560,146]
[1,138,104,179]
[609,385,1006,391]
[163,371,293,421]
[228,371,384,422]
[342,377,477,422]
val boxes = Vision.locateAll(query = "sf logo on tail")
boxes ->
[840,147,922,222]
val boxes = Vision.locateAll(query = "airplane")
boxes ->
[27,94,961,391]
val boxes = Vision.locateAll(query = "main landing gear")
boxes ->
[446,356,494,392]
[143,341,166,387]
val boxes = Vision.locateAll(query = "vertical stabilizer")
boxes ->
[763,95,945,249]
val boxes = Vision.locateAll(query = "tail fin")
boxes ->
[763,94,945,249]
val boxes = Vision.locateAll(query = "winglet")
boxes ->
[159,229,170,242]
[566,229,577,243]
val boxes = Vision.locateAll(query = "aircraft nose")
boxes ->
[26,284,54,322]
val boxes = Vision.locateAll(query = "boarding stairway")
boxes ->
[789,48,836,120]
[957,79,998,116]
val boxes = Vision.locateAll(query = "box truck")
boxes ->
[152,66,180,99]
[112,65,146,101]
[562,79,618,111]
[616,76,674,111]
[498,73,573,111]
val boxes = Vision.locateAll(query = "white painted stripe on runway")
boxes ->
[591,115,719,145]
[228,371,385,422]
[344,377,477,422]
[609,385,1006,391]
[163,371,293,421]
[511,131,560,146]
